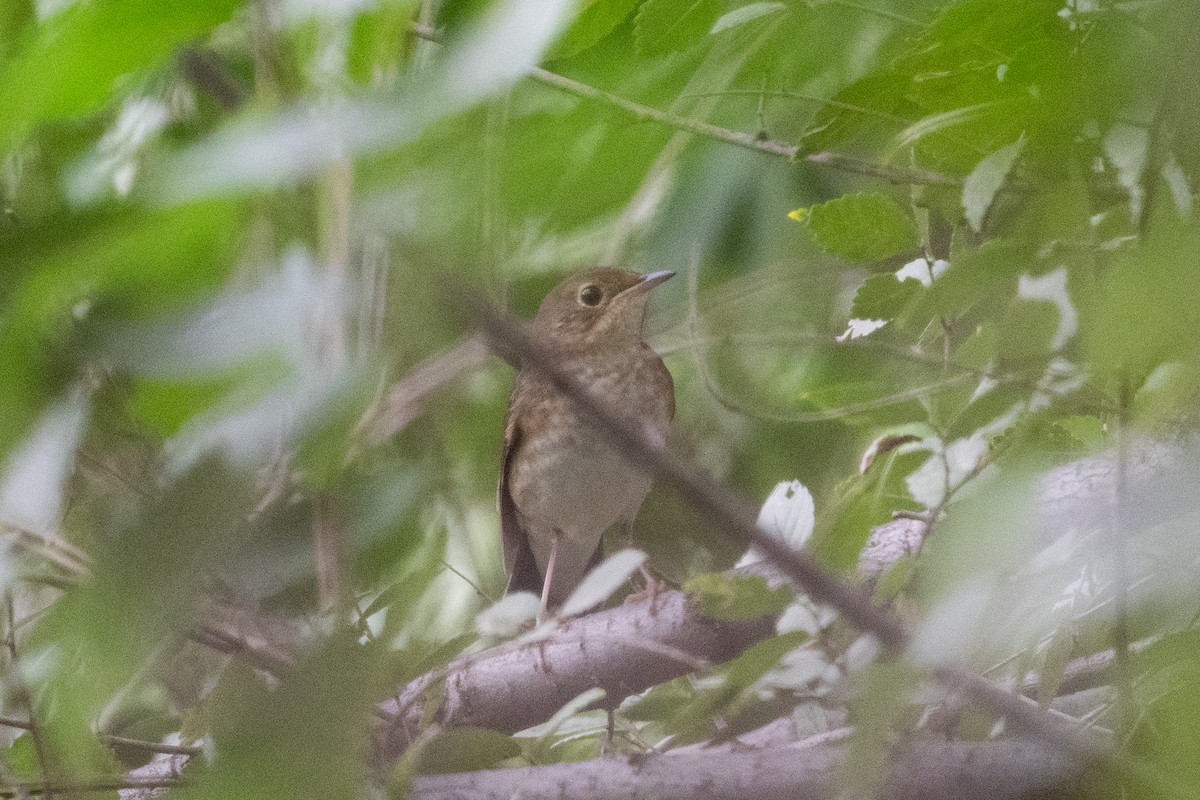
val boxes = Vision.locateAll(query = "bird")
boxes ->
[498,267,675,619]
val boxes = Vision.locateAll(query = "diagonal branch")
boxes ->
[454,289,1112,764]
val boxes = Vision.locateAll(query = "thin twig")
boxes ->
[0,709,205,757]
[98,736,200,758]
[4,593,55,799]
[406,22,963,189]
[0,776,182,798]
[1108,377,1134,740]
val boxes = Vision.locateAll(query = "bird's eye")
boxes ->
[578,285,603,306]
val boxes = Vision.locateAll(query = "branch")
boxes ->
[411,738,1088,800]
[373,584,773,765]
[407,22,963,189]
[452,290,1111,763]
[362,336,491,445]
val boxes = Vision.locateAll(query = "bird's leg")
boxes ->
[621,521,662,615]
[538,531,560,624]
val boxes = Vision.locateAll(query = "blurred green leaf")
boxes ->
[962,135,1024,232]
[193,631,378,800]
[29,460,251,776]
[0,0,33,61]
[1131,631,1200,793]
[795,193,918,263]
[0,200,242,457]
[634,0,723,55]
[0,0,240,142]
[1086,210,1200,373]
[685,573,794,620]
[711,2,785,35]
[666,631,807,743]
[548,0,641,59]
[413,727,520,775]
[810,444,926,572]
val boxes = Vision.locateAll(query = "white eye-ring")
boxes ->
[578,284,603,306]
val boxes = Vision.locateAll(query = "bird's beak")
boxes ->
[641,270,675,288]
[623,270,675,297]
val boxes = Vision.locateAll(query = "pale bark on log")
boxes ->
[412,738,1087,800]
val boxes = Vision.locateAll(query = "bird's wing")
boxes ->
[499,409,542,596]
[659,357,676,421]
[646,344,676,421]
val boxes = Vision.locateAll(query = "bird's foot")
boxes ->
[623,565,670,615]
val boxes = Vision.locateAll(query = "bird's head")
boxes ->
[533,267,674,347]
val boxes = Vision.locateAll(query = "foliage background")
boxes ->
[1,0,1199,796]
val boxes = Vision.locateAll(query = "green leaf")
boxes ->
[0,0,241,142]
[810,445,926,572]
[0,199,242,462]
[962,135,1024,232]
[711,2,785,35]
[724,631,809,690]
[797,193,918,263]
[1086,210,1200,372]
[29,460,253,777]
[634,0,723,56]
[685,573,794,620]
[194,632,379,800]
[548,0,641,59]
[666,631,808,744]
[850,273,921,322]
[414,727,521,775]
[0,0,33,61]
[802,73,911,154]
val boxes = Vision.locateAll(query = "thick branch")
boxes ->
[412,738,1088,800]
[374,586,773,765]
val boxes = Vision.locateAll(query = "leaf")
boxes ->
[737,480,815,566]
[0,393,88,535]
[0,0,241,142]
[756,480,815,547]
[796,193,918,263]
[710,2,785,34]
[476,592,540,637]
[548,0,641,59]
[194,632,379,800]
[1086,210,1200,371]
[1103,123,1149,218]
[905,435,987,508]
[559,548,646,617]
[414,727,521,775]
[517,687,607,763]
[809,443,927,572]
[724,631,809,690]
[963,136,1024,232]
[684,573,794,620]
[633,0,723,56]
[850,273,921,322]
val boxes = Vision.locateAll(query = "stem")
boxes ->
[406,22,963,189]
[1109,376,1134,742]
[4,593,55,799]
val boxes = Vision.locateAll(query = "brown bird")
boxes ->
[499,268,675,618]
